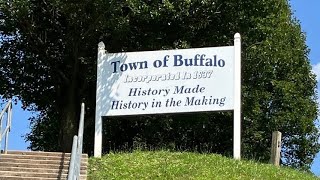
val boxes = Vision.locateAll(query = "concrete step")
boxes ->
[1,154,73,161]
[0,171,62,178]
[0,177,86,180]
[0,171,87,179]
[0,158,88,165]
[0,151,88,180]
[0,154,88,165]
[0,177,62,180]
[0,166,87,174]
[0,162,87,170]
[0,171,86,180]
[4,151,88,158]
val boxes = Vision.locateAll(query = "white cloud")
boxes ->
[313,62,320,82]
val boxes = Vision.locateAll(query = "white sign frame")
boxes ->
[94,33,241,159]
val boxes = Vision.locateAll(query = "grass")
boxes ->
[88,150,319,180]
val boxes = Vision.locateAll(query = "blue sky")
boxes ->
[1,0,319,176]
[290,0,320,175]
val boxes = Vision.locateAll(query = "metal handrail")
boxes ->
[0,99,12,154]
[68,103,85,180]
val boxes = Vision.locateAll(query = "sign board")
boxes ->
[97,47,234,116]
[95,33,241,160]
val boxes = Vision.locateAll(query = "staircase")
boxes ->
[0,151,88,180]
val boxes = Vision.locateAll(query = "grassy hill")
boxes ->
[88,151,318,180]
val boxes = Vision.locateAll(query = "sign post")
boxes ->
[94,34,241,158]
[94,42,106,157]
[233,33,241,160]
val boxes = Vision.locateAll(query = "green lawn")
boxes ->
[88,151,318,180]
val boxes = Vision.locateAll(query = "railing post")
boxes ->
[68,103,85,180]
[68,135,78,180]
[4,129,9,154]
[0,114,2,135]
[0,115,2,152]
[270,131,282,166]
[78,103,85,152]
[4,102,12,154]
[8,101,12,131]
[77,103,85,178]
[0,100,12,154]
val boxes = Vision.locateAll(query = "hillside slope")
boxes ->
[88,151,318,180]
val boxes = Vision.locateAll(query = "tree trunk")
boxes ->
[60,99,78,152]
[59,65,80,152]
[59,42,80,152]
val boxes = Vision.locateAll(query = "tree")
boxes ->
[0,0,318,170]
[0,0,120,151]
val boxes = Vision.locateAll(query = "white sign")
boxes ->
[97,47,234,116]
[95,33,241,160]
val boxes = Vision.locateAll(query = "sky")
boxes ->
[290,0,320,175]
[0,0,319,176]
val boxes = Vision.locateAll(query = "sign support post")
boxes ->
[94,42,106,157]
[233,33,241,160]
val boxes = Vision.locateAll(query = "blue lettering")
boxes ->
[173,55,183,66]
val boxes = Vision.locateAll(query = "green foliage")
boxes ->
[25,110,60,152]
[0,0,318,170]
[88,151,319,179]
